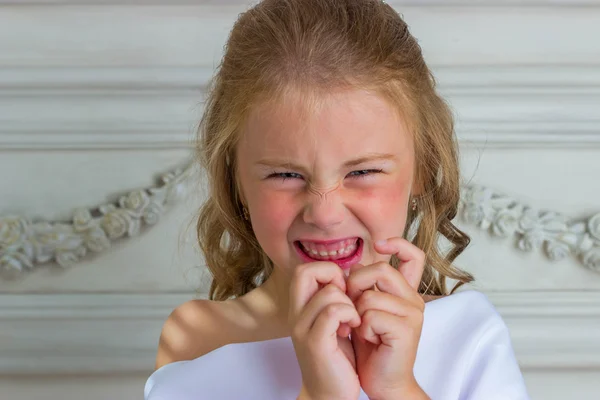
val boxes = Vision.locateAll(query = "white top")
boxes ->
[144,290,530,400]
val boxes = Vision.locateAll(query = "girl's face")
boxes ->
[236,88,417,277]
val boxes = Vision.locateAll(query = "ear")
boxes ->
[411,176,424,197]
[235,179,247,207]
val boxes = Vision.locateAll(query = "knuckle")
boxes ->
[354,297,368,315]
[318,284,336,301]
[322,283,340,295]
[358,289,376,306]
[290,270,305,287]
[362,309,376,323]
[323,303,344,319]
[374,261,391,273]
[293,263,309,279]
[324,284,348,302]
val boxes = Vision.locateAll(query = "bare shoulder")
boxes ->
[155,298,231,370]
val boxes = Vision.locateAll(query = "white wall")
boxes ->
[1,1,599,399]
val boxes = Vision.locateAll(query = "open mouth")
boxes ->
[294,238,363,270]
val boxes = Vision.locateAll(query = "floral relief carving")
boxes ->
[459,184,600,272]
[0,164,194,278]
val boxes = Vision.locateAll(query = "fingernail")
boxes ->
[376,239,388,246]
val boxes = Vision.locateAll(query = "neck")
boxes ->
[239,267,293,339]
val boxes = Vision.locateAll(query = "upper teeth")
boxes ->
[299,239,358,257]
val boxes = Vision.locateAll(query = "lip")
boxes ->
[296,236,358,245]
[294,238,363,270]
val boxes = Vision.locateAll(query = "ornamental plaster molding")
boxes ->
[458,184,600,272]
[0,163,194,278]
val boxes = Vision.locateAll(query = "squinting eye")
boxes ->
[268,172,303,181]
[267,169,383,182]
[347,169,383,179]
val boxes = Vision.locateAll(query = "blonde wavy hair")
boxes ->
[197,0,474,301]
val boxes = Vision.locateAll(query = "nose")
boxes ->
[302,189,345,231]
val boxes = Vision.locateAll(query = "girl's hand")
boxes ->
[346,238,429,400]
[289,261,362,400]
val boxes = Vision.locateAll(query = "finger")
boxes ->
[346,262,423,309]
[354,289,418,318]
[337,323,351,338]
[355,310,409,346]
[294,284,354,335]
[289,262,347,319]
[310,303,361,340]
[374,237,425,291]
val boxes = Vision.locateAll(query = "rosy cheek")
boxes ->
[253,193,294,231]
[359,184,408,239]
[356,185,405,214]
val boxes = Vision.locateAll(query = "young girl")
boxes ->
[145,0,529,399]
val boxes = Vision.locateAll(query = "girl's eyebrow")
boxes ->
[343,153,397,167]
[255,153,397,171]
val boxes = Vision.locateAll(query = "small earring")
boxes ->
[243,207,250,221]
[411,198,417,211]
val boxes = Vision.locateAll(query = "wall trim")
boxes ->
[3,65,599,93]
[0,164,195,279]
[0,291,598,374]
[1,65,599,150]
[459,184,600,272]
